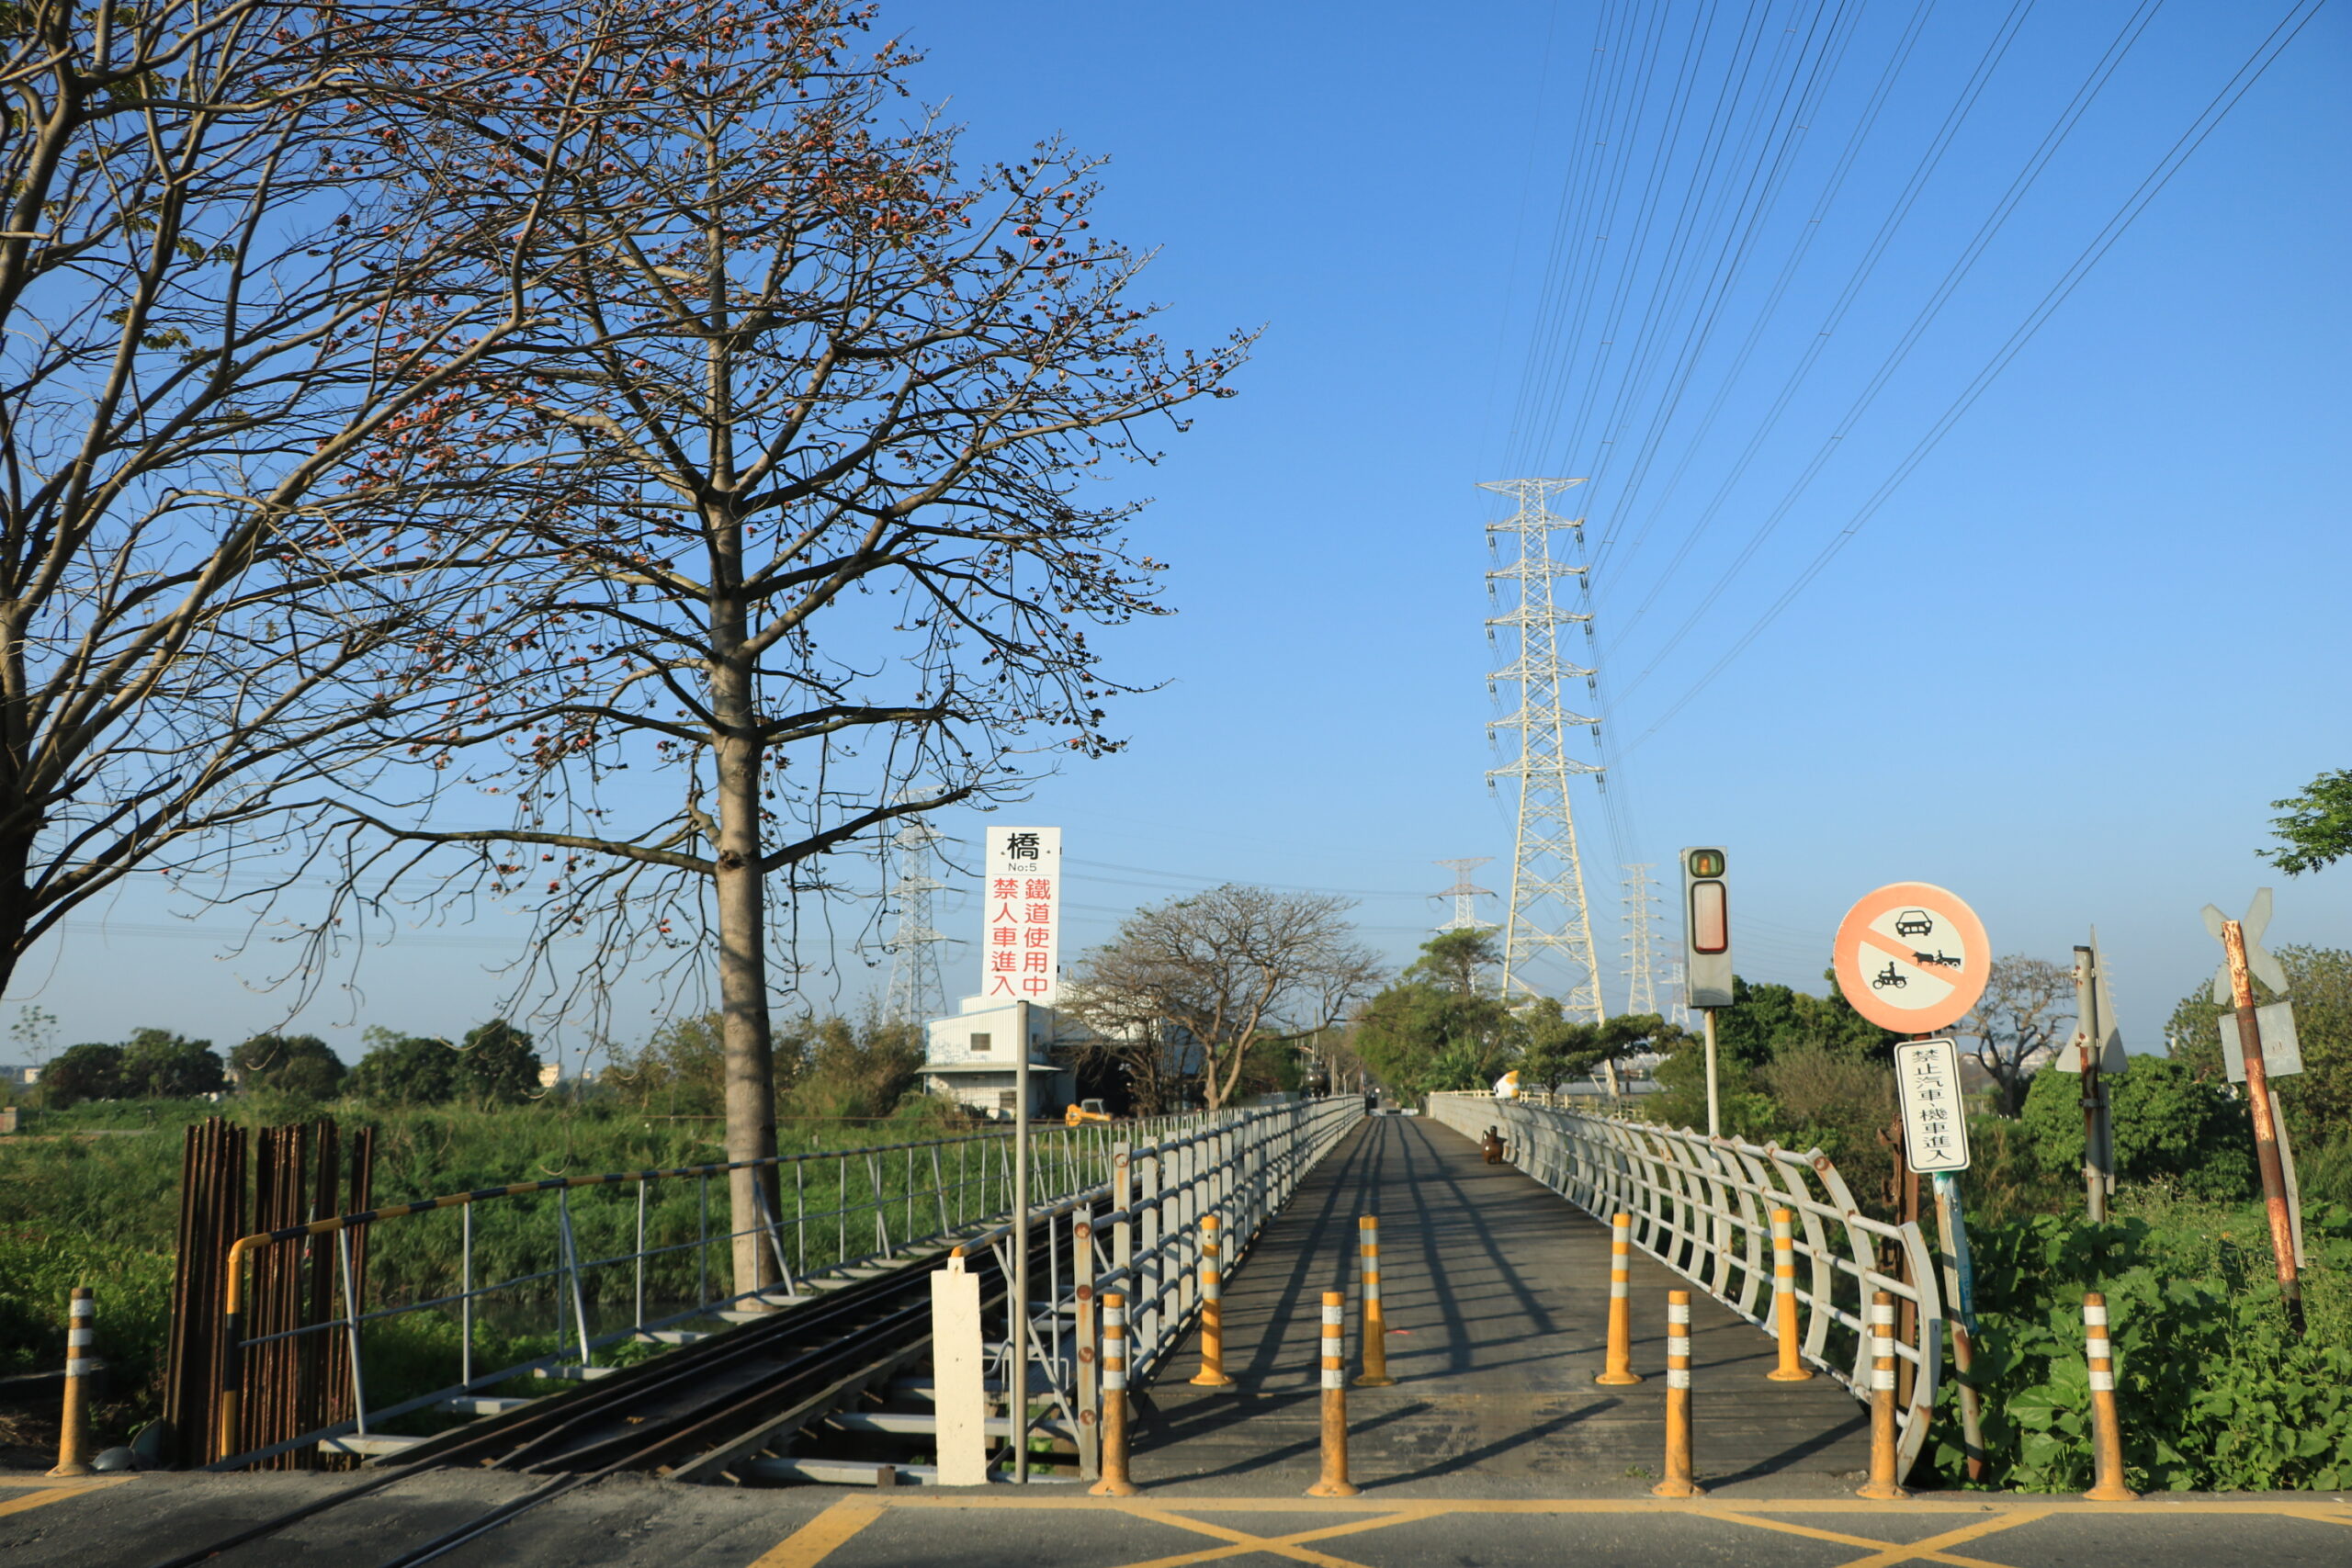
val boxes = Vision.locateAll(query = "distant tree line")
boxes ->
[28,1020,544,1111]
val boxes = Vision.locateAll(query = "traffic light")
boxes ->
[1681,846,1733,1010]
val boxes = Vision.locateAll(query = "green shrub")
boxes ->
[1938,1196,2352,1490]
[2018,1056,2255,1200]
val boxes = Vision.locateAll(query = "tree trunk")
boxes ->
[710,597,781,1301]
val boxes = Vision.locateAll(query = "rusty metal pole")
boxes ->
[2222,919,2304,1334]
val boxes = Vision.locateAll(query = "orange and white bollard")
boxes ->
[47,1287,94,1478]
[1597,1213,1643,1386]
[1306,1290,1360,1497]
[1090,1292,1138,1495]
[1767,1209,1813,1382]
[1651,1291,1702,1497]
[2082,1292,2137,1501]
[1190,1218,1235,1390]
[1856,1290,1909,1500]
[1355,1216,1395,1387]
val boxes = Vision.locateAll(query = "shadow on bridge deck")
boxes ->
[1134,1112,1870,1495]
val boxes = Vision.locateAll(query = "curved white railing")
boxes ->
[1427,1091,1944,1477]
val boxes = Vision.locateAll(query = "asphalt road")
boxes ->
[6,1473,2350,1568]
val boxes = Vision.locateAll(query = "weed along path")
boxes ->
[1134,1113,1871,1494]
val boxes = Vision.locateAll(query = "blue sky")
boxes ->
[15,0,2346,1067]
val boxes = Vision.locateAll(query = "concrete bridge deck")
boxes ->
[1131,1111,1871,1494]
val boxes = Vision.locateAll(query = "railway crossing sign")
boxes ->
[1832,882,1991,1034]
[2059,927,2128,1075]
[2203,887,2289,1004]
[1894,1038,1971,1172]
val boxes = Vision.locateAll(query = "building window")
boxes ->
[969,1032,991,1054]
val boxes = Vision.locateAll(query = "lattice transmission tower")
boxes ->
[1430,857,1497,933]
[1483,477,1607,1021]
[1621,863,1663,1017]
[882,818,956,1025]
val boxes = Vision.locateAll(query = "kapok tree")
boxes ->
[0,2,690,1003]
[331,3,1249,1295]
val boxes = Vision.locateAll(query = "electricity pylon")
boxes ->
[882,818,956,1025]
[1622,863,1662,1017]
[1483,477,1607,1021]
[1431,857,1497,933]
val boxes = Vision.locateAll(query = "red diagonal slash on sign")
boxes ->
[1855,926,1966,989]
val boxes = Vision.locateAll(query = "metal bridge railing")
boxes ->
[1426,1091,1945,1476]
[936,1097,1364,1480]
[212,1116,1200,1469]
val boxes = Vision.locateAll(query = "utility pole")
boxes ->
[1430,857,1497,933]
[1482,478,1606,1023]
[883,817,956,1027]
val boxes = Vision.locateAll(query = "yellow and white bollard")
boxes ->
[1767,1209,1813,1382]
[1090,1292,1138,1495]
[1856,1290,1909,1500]
[1306,1290,1360,1497]
[2082,1292,2138,1501]
[1355,1216,1395,1387]
[47,1287,95,1478]
[1651,1291,1702,1497]
[1597,1213,1643,1386]
[1191,1218,1236,1389]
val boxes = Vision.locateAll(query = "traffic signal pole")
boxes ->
[2222,920,2303,1334]
[1702,1008,1721,1140]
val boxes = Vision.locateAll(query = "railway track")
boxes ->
[149,1234,1021,1568]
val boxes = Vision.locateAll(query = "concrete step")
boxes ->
[438,1395,537,1416]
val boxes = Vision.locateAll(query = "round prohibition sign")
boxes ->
[1833,882,1990,1033]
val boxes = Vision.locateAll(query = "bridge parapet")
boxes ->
[1426,1091,1944,1477]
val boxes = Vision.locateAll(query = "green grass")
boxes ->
[0,1093,1110,1447]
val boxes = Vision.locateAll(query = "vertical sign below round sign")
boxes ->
[1832,883,1991,1035]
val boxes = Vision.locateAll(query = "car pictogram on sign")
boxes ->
[1894,909,1933,937]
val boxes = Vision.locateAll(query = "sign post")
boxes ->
[987,825,1062,1483]
[1833,882,1992,1478]
[2061,931,2128,1222]
[2201,889,2303,1335]
[1679,848,1732,1138]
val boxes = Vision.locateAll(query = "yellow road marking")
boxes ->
[746,1496,888,1568]
[0,1478,128,1519]
[815,1495,2352,1518]
[1829,1510,2053,1568]
[1101,1506,1436,1568]
[1704,1506,2045,1568]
